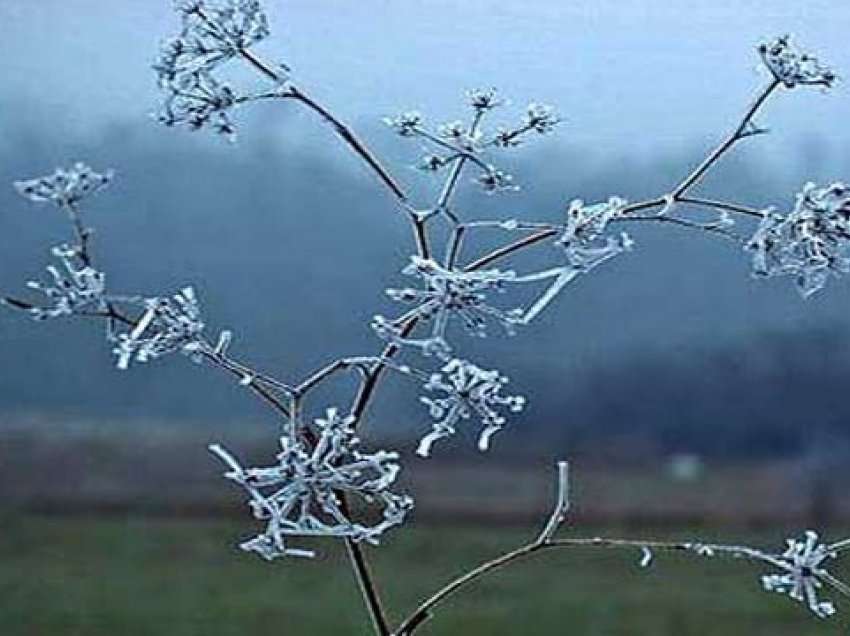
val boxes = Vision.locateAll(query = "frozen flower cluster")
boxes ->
[14,162,113,209]
[155,0,278,138]
[373,256,525,357]
[110,287,207,370]
[557,197,634,273]
[22,245,106,320]
[747,182,850,297]
[761,531,843,619]
[210,408,412,560]
[758,36,835,89]
[157,70,241,138]
[157,0,270,80]
[385,89,558,196]
[417,358,525,456]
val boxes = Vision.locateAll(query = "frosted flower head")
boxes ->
[758,36,835,89]
[761,531,844,619]
[14,163,113,208]
[746,182,850,297]
[524,103,560,134]
[376,256,525,356]
[417,358,525,457]
[384,111,423,137]
[157,70,240,139]
[210,407,413,560]
[557,197,633,272]
[467,87,502,113]
[110,287,206,370]
[24,245,106,320]
[476,167,519,195]
[156,0,271,82]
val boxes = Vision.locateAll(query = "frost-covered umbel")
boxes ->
[373,256,525,358]
[758,36,835,89]
[210,408,413,560]
[155,0,278,138]
[746,182,850,297]
[385,88,558,198]
[22,245,106,320]
[109,287,207,370]
[761,531,846,619]
[14,162,113,208]
[417,359,525,457]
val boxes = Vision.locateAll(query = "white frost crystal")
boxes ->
[746,182,850,297]
[761,531,844,619]
[758,36,835,89]
[418,358,525,457]
[14,163,113,208]
[24,245,106,320]
[210,407,413,560]
[110,287,206,369]
[558,197,632,273]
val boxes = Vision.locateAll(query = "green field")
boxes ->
[0,515,846,635]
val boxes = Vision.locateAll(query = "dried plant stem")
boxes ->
[672,78,781,198]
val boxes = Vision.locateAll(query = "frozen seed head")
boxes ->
[417,358,525,457]
[210,407,412,561]
[761,531,846,619]
[758,36,835,89]
[384,111,423,137]
[746,182,850,297]
[14,163,113,208]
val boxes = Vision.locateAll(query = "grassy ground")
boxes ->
[0,514,846,635]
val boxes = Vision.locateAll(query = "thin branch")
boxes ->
[678,196,767,219]
[393,462,793,636]
[535,461,570,545]
[672,78,781,198]
[346,538,392,636]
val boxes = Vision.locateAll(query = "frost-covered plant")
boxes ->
[4,4,850,633]
[747,182,850,297]
[417,358,525,456]
[209,408,412,560]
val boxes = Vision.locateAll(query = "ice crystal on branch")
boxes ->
[761,531,845,619]
[210,407,412,560]
[558,197,634,272]
[110,287,206,370]
[23,245,106,320]
[758,36,835,89]
[746,182,850,297]
[374,256,525,357]
[14,163,112,209]
[418,358,525,457]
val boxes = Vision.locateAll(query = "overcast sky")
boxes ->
[1,0,848,161]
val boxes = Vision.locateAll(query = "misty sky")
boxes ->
[3,1,850,431]
[1,0,849,159]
